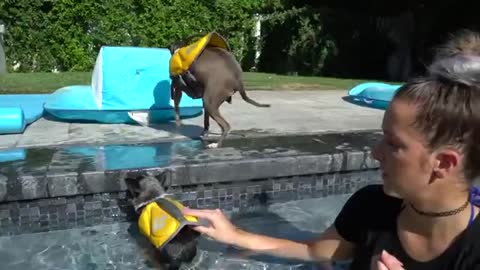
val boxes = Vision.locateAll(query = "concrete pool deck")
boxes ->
[0,90,385,149]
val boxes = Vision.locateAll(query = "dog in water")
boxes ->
[124,170,201,270]
[168,32,271,149]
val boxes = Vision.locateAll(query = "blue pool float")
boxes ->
[0,46,204,135]
[44,46,203,124]
[347,82,402,110]
[0,94,50,134]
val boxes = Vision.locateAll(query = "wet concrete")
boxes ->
[218,130,382,156]
[0,131,382,172]
[0,130,382,202]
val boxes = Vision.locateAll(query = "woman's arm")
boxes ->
[182,208,355,262]
[234,225,355,262]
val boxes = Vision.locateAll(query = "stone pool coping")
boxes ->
[0,130,382,203]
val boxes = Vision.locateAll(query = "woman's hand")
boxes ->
[373,250,405,270]
[182,207,241,246]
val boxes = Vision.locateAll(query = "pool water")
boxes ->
[0,194,352,270]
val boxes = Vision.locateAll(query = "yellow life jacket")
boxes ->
[169,32,231,77]
[137,197,201,249]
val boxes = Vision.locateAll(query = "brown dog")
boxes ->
[168,33,270,148]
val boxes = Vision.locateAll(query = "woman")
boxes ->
[182,30,480,270]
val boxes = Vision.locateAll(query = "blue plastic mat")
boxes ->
[44,85,203,124]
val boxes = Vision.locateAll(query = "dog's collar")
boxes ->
[134,194,171,213]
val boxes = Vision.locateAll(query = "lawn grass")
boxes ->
[0,72,91,94]
[0,71,400,94]
[242,72,395,90]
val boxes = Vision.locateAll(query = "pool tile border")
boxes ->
[0,169,380,236]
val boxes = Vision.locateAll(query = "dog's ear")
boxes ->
[153,169,172,190]
[124,175,142,196]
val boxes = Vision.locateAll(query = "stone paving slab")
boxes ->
[0,134,19,149]
[15,118,70,148]
[0,90,385,149]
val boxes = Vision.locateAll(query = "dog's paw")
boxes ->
[207,143,218,149]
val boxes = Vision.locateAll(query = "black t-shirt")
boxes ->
[334,184,480,270]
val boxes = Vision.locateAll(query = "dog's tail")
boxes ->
[237,82,271,108]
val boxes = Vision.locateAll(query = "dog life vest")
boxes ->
[137,197,201,249]
[169,32,231,99]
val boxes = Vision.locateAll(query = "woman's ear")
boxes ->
[434,148,461,178]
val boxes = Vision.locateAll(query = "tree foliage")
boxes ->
[0,0,268,72]
[4,0,474,79]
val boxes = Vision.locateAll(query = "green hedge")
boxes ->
[0,1,393,79]
[0,0,270,72]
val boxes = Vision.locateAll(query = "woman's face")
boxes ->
[372,98,437,200]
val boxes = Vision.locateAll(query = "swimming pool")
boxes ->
[0,193,352,270]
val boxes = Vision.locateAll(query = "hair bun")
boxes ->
[434,29,480,60]
[428,55,480,87]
